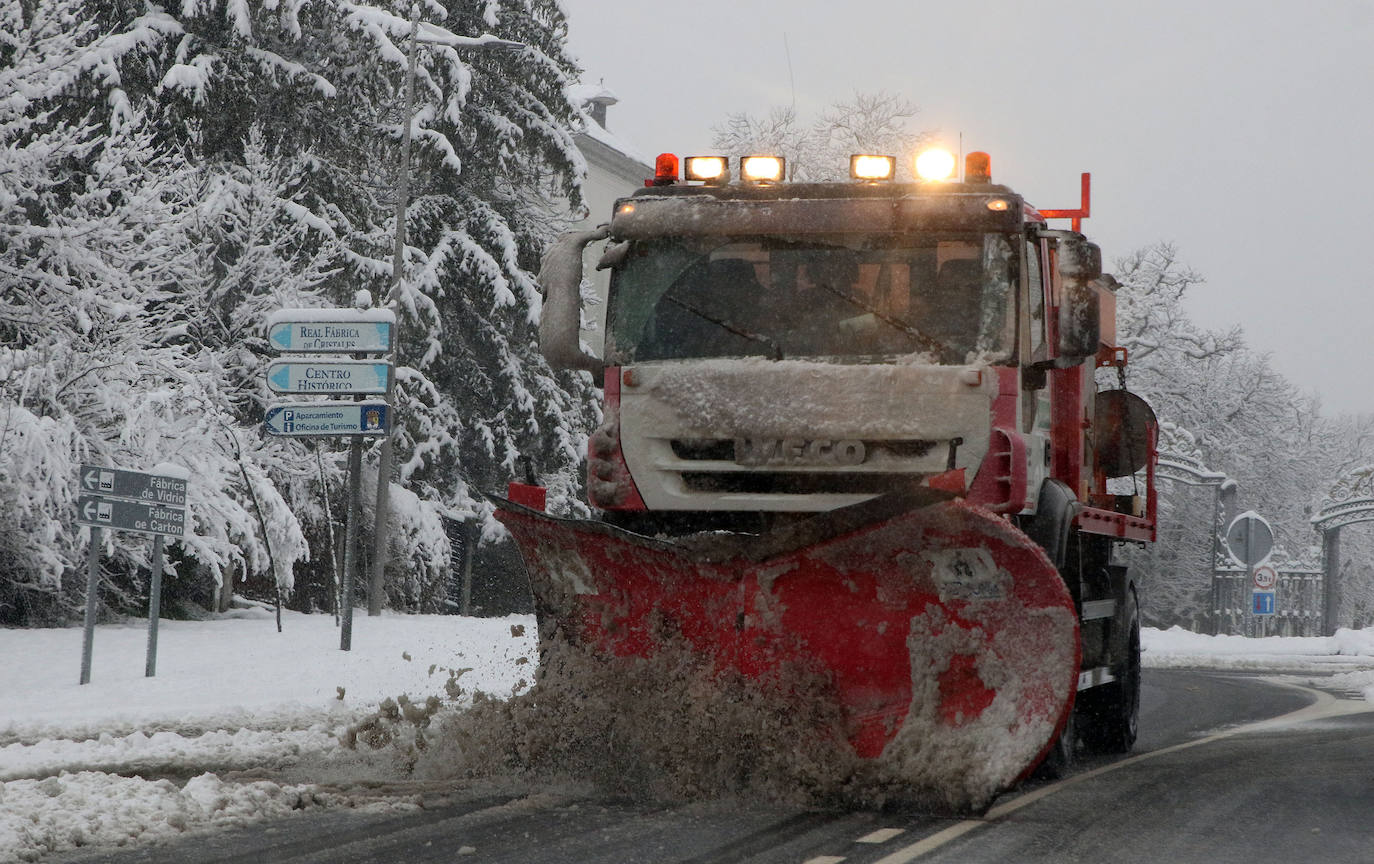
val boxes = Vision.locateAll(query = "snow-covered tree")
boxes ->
[0,1,312,622]
[1108,243,1346,628]
[2,0,599,621]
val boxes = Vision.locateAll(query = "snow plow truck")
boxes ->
[495,149,1157,810]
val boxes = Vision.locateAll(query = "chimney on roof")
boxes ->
[587,91,617,131]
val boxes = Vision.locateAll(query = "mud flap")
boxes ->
[494,493,1079,810]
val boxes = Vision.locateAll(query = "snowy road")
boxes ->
[44,669,1365,864]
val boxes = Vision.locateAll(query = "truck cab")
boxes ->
[554,152,1150,543]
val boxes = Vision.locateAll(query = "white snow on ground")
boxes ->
[0,607,536,863]
[1144,625,1374,699]
[2,612,1373,862]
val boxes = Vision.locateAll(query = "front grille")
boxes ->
[670,439,736,461]
[681,472,919,495]
[669,439,941,463]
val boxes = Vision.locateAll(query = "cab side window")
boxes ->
[1025,240,1046,363]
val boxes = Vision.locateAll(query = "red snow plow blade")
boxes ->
[494,492,1078,810]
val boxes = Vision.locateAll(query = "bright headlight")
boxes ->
[850,154,896,181]
[915,148,956,182]
[684,156,729,183]
[740,155,785,183]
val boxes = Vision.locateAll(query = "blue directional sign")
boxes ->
[266,360,391,395]
[1253,590,1276,616]
[264,401,390,438]
[267,320,393,354]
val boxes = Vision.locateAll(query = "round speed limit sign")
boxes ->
[1253,565,1278,591]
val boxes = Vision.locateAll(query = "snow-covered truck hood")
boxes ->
[617,358,996,512]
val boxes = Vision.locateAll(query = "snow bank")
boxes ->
[0,608,534,744]
[0,609,535,862]
[1144,626,1374,690]
[1143,626,1374,702]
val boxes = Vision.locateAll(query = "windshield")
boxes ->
[605,233,1015,364]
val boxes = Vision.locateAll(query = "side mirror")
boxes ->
[1056,237,1102,360]
[537,226,610,374]
[1094,389,1157,478]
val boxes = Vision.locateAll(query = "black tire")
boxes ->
[1080,588,1141,753]
[1033,706,1077,780]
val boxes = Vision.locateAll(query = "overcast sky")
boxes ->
[557,0,1374,415]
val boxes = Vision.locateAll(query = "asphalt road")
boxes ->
[53,670,1372,864]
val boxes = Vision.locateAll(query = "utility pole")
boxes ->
[367,7,525,615]
[367,4,419,617]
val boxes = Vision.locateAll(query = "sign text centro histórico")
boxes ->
[266,360,391,394]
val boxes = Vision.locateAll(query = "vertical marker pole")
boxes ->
[1244,520,1256,638]
[80,527,101,685]
[461,521,475,616]
[146,534,164,677]
[341,437,362,650]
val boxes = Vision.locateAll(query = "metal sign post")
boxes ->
[79,526,102,685]
[146,535,164,677]
[1224,512,1274,637]
[340,438,363,651]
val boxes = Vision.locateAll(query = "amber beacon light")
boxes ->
[965,151,992,183]
[651,153,679,186]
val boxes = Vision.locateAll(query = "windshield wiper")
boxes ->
[665,296,784,360]
[812,283,948,356]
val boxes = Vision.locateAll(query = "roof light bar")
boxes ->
[850,154,896,181]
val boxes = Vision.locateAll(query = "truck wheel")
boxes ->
[1033,705,1076,780]
[1080,589,1140,753]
